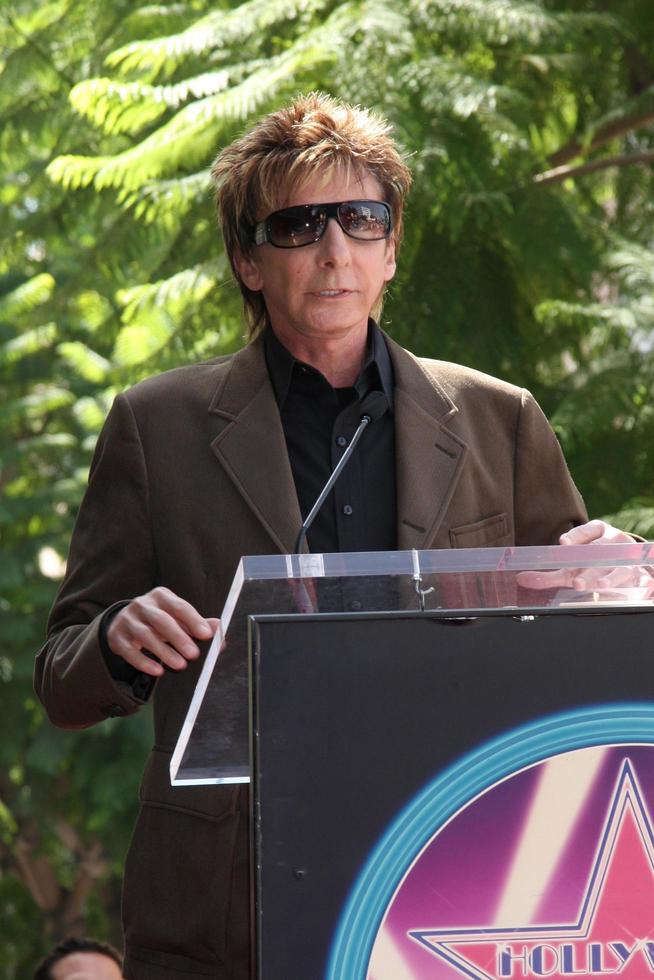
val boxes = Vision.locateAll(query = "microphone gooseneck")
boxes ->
[293,391,389,555]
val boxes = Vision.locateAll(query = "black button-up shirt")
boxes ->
[264,321,397,554]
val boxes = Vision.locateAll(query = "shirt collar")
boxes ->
[264,319,394,411]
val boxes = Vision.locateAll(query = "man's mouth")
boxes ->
[314,289,351,297]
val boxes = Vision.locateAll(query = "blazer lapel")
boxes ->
[207,339,303,553]
[387,338,468,551]
[207,334,468,555]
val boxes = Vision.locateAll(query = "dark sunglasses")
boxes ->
[253,199,392,249]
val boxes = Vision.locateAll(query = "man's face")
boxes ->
[50,951,123,980]
[236,167,396,355]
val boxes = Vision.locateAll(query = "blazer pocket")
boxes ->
[140,745,242,822]
[449,513,510,549]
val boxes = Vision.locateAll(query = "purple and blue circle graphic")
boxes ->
[327,703,654,980]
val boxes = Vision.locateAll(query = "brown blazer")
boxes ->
[35,335,586,979]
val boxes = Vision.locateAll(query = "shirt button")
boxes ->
[336,435,348,447]
[343,504,353,516]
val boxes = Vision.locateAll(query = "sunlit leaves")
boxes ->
[0,324,57,365]
[117,259,223,319]
[112,315,173,366]
[0,274,55,319]
[51,39,337,191]
[410,0,562,44]
[69,64,262,136]
[121,170,211,225]
[72,394,115,434]
[5,385,75,425]
[105,0,333,77]
[57,341,111,383]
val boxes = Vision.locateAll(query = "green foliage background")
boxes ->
[1,0,653,973]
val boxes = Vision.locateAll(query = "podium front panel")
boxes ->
[251,610,654,980]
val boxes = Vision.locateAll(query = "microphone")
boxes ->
[293,391,389,555]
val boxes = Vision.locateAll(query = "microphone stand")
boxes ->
[293,412,374,556]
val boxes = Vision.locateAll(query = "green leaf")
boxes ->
[57,341,111,383]
[0,274,55,319]
[0,323,57,364]
[113,314,174,366]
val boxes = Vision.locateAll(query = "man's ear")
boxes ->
[383,239,397,282]
[234,248,263,291]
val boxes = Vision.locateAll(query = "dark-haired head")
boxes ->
[33,936,122,979]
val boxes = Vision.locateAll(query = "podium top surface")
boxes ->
[171,543,654,786]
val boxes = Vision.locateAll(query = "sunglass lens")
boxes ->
[267,206,324,247]
[338,201,390,240]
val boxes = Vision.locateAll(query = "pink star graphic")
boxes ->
[409,760,654,979]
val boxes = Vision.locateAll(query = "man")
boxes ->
[34,936,123,980]
[35,92,630,979]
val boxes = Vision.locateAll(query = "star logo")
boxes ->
[409,760,654,978]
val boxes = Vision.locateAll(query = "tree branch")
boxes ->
[1,816,108,935]
[534,150,654,186]
[61,839,107,935]
[12,836,61,911]
[547,109,654,169]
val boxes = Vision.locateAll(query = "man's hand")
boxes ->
[106,587,219,677]
[517,520,649,592]
[559,519,634,547]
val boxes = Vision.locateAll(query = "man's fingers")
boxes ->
[560,520,604,545]
[560,520,634,546]
[138,587,214,639]
[108,618,191,671]
[574,565,652,591]
[104,622,165,676]
[516,569,574,590]
[516,521,642,593]
[138,604,202,659]
[518,565,651,594]
[113,645,165,677]
[106,587,218,671]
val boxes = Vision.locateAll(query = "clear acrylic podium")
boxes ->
[171,544,654,979]
[171,542,654,786]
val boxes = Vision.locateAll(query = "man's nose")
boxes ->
[317,217,351,264]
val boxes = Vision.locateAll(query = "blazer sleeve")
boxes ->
[34,392,157,729]
[513,389,588,545]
